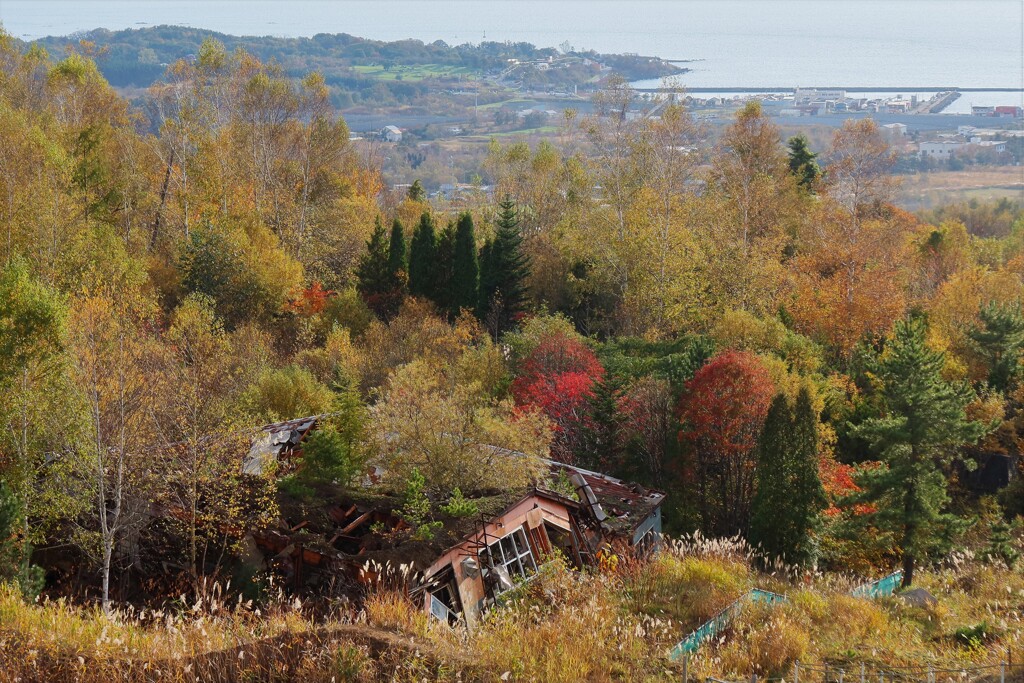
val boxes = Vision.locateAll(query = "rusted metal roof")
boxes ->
[242,415,324,475]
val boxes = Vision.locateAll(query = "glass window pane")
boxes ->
[500,535,515,560]
[488,540,503,565]
[513,529,529,555]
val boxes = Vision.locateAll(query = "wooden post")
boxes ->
[860,662,866,683]
[1000,661,1005,683]
[839,669,845,683]
[751,674,758,683]
[794,660,799,683]
[683,654,688,683]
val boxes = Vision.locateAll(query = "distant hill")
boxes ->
[29,26,684,102]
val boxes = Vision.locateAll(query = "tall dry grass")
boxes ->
[1,541,1021,682]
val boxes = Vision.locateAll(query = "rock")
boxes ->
[900,587,938,608]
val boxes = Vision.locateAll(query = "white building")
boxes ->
[882,122,908,136]
[381,125,403,143]
[794,88,846,102]
[919,140,965,159]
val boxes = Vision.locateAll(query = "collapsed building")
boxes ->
[242,416,665,629]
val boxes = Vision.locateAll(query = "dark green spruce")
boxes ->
[479,196,530,335]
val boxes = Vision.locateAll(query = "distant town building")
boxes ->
[381,125,403,142]
[995,106,1023,118]
[794,88,846,103]
[974,140,1008,153]
[919,140,966,159]
[883,122,908,136]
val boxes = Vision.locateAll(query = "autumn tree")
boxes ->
[148,294,255,580]
[0,260,66,594]
[788,123,907,359]
[851,317,988,587]
[679,350,775,537]
[701,101,799,317]
[618,376,675,484]
[372,359,550,495]
[511,330,605,464]
[68,293,155,611]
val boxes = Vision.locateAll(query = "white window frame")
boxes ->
[485,525,537,581]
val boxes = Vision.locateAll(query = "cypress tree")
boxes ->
[789,388,827,563]
[749,395,794,561]
[387,217,408,291]
[479,196,530,335]
[355,216,391,312]
[852,316,989,587]
[750,388,827,566]
[452,211,479,316]
[408,211,437,300]
[434,221,457,314]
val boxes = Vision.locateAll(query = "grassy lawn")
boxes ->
[476,97,534,110]
[467,126,561,140]
[351,63,478,81]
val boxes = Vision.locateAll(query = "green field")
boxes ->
[350,63,478,81]
[468,126,561,139]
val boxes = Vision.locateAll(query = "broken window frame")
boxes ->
[484,525,537,584]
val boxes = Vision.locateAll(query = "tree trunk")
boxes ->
[101,539,113,613]
[901,551,915,588]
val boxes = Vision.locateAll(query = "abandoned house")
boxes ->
[241,416,666,629]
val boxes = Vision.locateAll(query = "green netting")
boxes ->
[668,589,787,660]
[851,570,903,598]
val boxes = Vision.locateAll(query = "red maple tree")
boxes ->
[511,332,604,463]
[678,349,774,536]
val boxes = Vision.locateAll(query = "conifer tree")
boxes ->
[852,316,988,587]
[750,395,794,559]
[452,211,480,316]
[578,374,627,475]
[407,179,427,202]
[787,134,820,190]
[968,301,1024,392]
[408,211,438,301]
[750,389,827,566]
[479,197,530,335]
[434,221,457,314]
[355,217,392,310]
[387,217,408,291]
